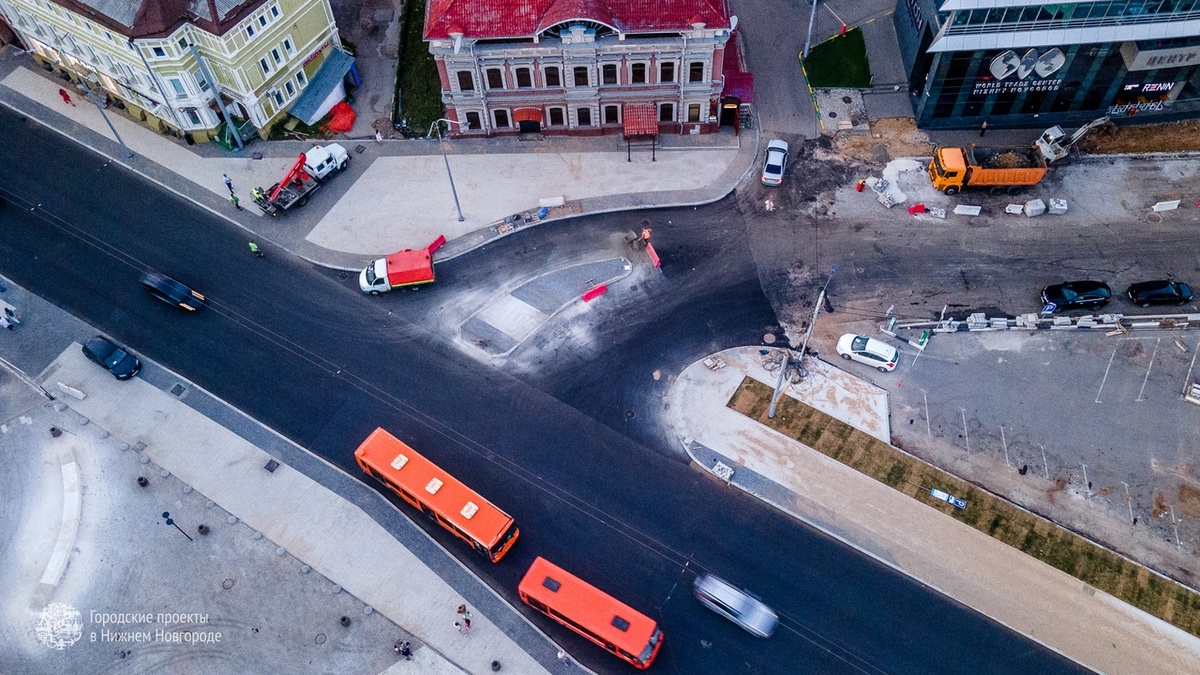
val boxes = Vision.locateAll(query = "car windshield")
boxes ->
[104,348,129,367]
[1059,287,1080,301]
[851,336,869,351]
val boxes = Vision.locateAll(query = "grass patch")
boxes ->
[801,27,871,88]
[396,0,444,132]
[727,376,1200,638]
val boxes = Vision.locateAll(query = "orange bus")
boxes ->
[354,427,519,562]
[518,556,663,669]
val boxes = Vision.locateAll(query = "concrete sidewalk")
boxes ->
[1,341,571,674]
[668,347,1200,675]
[0,54,757,269]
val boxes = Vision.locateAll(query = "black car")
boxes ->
[82,336,141,380]
[139,271,205,311]
[1126,280,1193,307]
[1041,280,1112,311]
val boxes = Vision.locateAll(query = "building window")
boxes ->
[271,47,282,64]
[283,37,294,55]
[246,25,255,39]
[687,103,701,122]
[659,103,674,122]
[549,107,564,125]
[486,68,503,89]
[573,66,588,86]
[260,57,271,75]
[258,15,268,27]
[271,4,280,18]
[184,108,202,125]
[515,67,532,88]
[296,70,307,87]
[689,61,704,82]
[285,80,295,96]
[168,77,187,96]
[601,64,617,85]
[465,111,481,130]
[494,109,510,127]
[604,105,619,124]
[457,71,474,91]
[194,69,210,92]
[544,66,560,87]
[660,62,675,83]
[152,46,166,57]
[631,63,646,84]
[577,107,591,126]
[177,38,187,50]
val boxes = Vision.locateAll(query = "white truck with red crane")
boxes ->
[253,143,349,215]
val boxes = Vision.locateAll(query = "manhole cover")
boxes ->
[315,633,327,645]
[763,334,776,344]
[842,96,852,104]
[222,579,235,590]
[625,410,636,420]
[1146,212,1163,224]
[828,111,838,118]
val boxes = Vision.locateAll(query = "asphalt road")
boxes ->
[0,107,1086,674]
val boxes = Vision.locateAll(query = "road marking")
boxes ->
[1096,343,1119,403]
[921,389,931,438]
[1136,337,1161,402]
[1183,337,1200,397]
[960,408,970,453]
[1040,444,1049,480]
[1000,425,1010,467]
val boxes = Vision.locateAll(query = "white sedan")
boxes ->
[836,334,898,372]
[761,139,788,186]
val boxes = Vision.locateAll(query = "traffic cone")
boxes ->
[856,179,866,192]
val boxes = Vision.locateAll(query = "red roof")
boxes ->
[425,0,730,40]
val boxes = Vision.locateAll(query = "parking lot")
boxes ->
[841,327,1200,580]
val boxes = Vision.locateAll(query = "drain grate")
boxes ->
[170,383,187,397]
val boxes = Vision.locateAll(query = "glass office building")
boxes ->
[894,0,1200,129]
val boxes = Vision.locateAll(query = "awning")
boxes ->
[289,47,355,125]
[513,107,543,124]
[622,103,658,136]
[721,30,754,103]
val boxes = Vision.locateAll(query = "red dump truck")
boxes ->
[928,145,1048,195]
[359,236,446,295]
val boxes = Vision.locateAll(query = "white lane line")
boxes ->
[1000,425,1010,467]
[1096,343,1120,403]
[961,408,970,453]
[1136,337,1161,402]
[1183,337,1200,397]
[922,389,931,438]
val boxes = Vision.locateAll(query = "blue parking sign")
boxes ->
[1041,302,1056,314]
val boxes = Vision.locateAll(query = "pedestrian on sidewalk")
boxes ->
[0,315,11,331]
[454,621,464,634]
[398,641,412,660]
[4,307,20,326]
[248,240,264,258]
[456,604,472,621]
[223,174,234,193]
[375,130,383,144]
[979,119,989,137]
[462,617,471,634]
[58,88,75,106]
[230,193,242,211]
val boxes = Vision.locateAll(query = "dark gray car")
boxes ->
[82,336,141,380]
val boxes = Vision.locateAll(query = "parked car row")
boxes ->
[1041,279,1192,312]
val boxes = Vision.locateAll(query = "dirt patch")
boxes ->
[834,118,933,163]
[1179,483,1200,520]
[1154,491,1169,518]
[1079,118,1200,155]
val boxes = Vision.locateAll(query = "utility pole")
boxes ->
[769,264,836,418]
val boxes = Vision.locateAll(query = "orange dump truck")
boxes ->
[928,145,1048,195]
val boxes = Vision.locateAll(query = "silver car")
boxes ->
[693,574,778,637]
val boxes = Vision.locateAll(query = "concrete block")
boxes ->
[954,205,982,216]
[1024,199,1046,217]
[1153,199,1181,212]
[990,317,1010,329]
[1005,204,1024,214]
[538,196,565,208]
[1052,317,1072,326]
[1047,198,1068,215]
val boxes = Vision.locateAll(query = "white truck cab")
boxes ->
[304,144,349,179]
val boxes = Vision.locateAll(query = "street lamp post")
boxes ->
[83,87,134,158]
[429,118,468,222]
[768,264,837,419]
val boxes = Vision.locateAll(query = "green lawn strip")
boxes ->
[727,376,1200,636]
[800,27,871,88]
[396,0,444,132]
